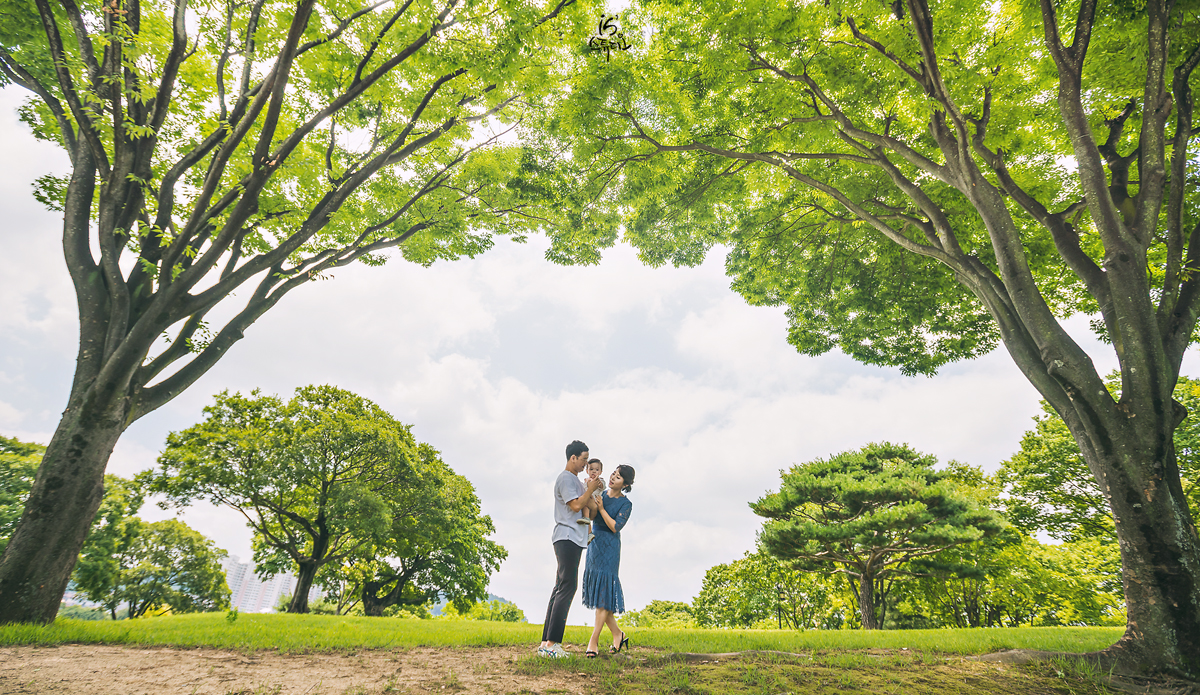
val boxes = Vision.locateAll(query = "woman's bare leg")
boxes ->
[605,611,623,649]
[587,609,608,653]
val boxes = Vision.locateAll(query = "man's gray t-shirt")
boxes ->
[551,469,588,548]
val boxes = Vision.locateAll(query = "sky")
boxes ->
[0,85,1178,627]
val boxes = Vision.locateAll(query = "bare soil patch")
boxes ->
[0,643,1121,694]
[0,643,578,694]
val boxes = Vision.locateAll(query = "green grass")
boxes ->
[0,612,1123,655]
[516,651,1118,695]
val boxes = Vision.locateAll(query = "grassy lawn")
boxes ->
[0,612,1122,655]
[517,649,1117,695]
[1,615,1127,694]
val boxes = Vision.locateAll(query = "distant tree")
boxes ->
[57,603,118,620]
[691,548,842,630]
[619,600,697,629]
[74,517,229,618]
[72,475,146,619]
[443,597,526,622]
[118,519,230,618]
[315,562,371,616]
[752,443,1005,629]
[344,444,505,617]
[1000,376,1200,542]
[148,385,417,613]
[0,436,43,555]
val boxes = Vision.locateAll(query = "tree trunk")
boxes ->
[289,562,320,613]
[361,570,425,617]
[1076,425,1200,676]
[857,574,878,630]
[0,390,125,623]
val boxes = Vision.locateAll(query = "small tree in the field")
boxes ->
[752,443,1005,629]
[691,548,842,630]
[148,385,415,613]
[117,519,230,618]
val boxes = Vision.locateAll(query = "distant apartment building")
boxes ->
[221,556,322,613]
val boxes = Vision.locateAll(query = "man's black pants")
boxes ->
[541,540,584,643]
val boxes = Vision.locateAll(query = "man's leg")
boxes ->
[541,540,583,646]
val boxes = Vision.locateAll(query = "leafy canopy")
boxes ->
[550,0,1200,374]
[752,442,1005,627]
[149,386,417,593]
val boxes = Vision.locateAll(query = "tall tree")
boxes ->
[0,0,601,622]
[557,0,1200,675]
[751,443,1004,629]
[149,385,420,613]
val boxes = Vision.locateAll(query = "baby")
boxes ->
[578,458,605,542]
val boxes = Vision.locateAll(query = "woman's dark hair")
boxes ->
[616,464,635,493]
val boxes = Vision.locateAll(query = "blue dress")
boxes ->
[581,492,633,613]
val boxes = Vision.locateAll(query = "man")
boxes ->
[538,439,603,658]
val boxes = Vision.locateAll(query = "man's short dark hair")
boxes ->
[565,440,589,461]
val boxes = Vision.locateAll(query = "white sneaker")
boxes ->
[576,518,591,524]
[541,644,570,659]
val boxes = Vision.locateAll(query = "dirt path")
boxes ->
[0,644,583,694]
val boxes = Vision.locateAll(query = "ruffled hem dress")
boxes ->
[581,491,633,613]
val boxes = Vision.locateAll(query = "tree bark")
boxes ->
[1070,418,1200,675]
[361,568,426,617]
[289,561,319,614]
[857,574,878,630]
[0,386,126,623]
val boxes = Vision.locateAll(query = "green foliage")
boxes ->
[752,443,1005,629]
[691,551,845,630]
[442,598,526,622]
[620,600,697,628]
[148,385,503,616]
[72,475,146,618]
[149,385,418,612]
[0,611,1123,655]
[891,532,1124,629]
[344,443,507,616]
[108,519,230,618]
[0,435,43,555]
[73,515,229,619]
[1000,376,1200,542]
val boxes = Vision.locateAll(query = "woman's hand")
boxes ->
[597,502,618,533]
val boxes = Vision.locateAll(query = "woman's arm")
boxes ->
[597,502,619,533]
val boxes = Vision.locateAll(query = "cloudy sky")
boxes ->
[1,86,1183,627]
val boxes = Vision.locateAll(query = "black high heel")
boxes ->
[610,631,629,653]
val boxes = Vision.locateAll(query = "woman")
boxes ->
[581,463,635,657]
